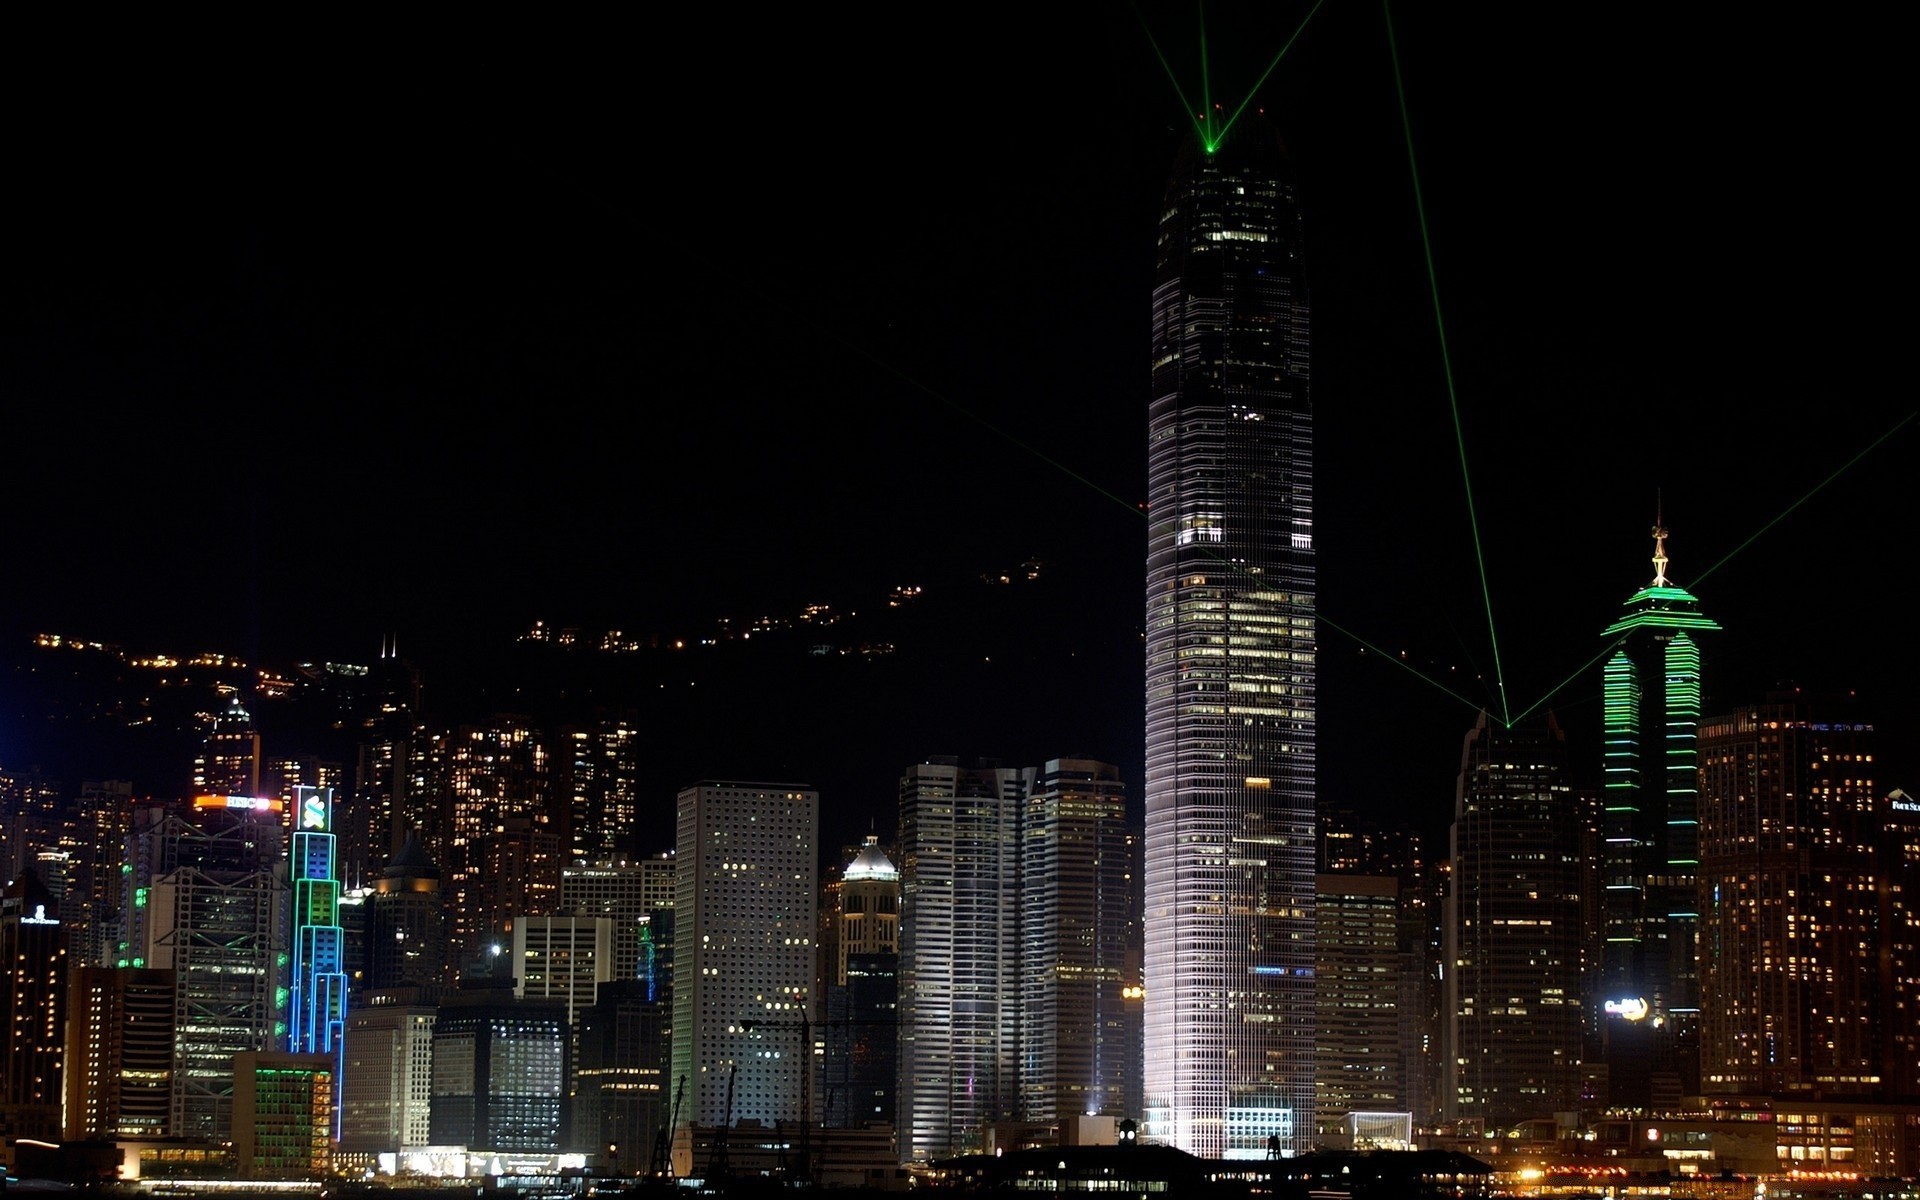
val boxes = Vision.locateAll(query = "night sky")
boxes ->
[3,6,1913,853]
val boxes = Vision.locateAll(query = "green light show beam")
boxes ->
[1385,0,1512,727]
[1200,2,1214,147]
[1320,612,1491,716]
[1134,2,1213,147]
[1510,635,1631,728]
[1213,0,1329,148]
[1691,409,1916,589]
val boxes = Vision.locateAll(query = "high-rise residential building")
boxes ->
[1697,695,1896,1098]
[344,648,429,888]
[556,719,643,864]
[1142,111,1316,1159]
[136,795,288,1142]
[430,984,570,1153]
[341,994,437,1155]
[287,785,347,1138]
[0,870,68,1140]
[444,716,553,979]
[64,967,175,1140]
[897,758,1023,1162]
[671,781,819,1131]
[1442,712,1585,1131]
[1598,522,1720,1102]
[1018,758,1137,1128]
[822,836,900,1131]
[1313,873,1402,1143]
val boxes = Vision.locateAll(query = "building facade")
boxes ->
[1442,713,1585,1131]
[1598,524,1720,1102]
[1313,873,1403,1142]
[669,781,819,1130]
[1143,112,1317,1158]
[286,785,347,1137]
[63,966,176,1140]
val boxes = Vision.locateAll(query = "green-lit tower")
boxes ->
[1597,521,1718,1103]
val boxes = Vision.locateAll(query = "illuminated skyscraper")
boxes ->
[287,785,347,1138]
[1697,695,1893,1097]
[822,836,899,1131]
[670,781,819,1130]
[1442,712,1585,1130]
[0,870,68,1140]
[1598,523,1719,1101]
[1142,113,1316,1158]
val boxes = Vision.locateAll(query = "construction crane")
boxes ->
[706,1063,738,1187]
[649,1073,686,1181]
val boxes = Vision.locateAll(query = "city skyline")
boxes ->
[2,5,1914,848]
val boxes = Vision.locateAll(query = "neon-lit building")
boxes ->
[1142,110,1317,1158]
[1598,523,1719,1103]
[288,785,347,1137]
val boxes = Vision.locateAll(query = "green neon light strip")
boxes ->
[1692,409,1916,589]
[1213,0,1328,149]
[1385,0,1509,727]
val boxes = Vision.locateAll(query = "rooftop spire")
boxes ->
[1650,496,1670,587]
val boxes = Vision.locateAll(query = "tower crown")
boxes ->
[1602,522,1720,638]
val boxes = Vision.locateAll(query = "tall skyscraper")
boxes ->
[1018,758,1137,1128]
[822,837,899,1132]
[287,785,348,1138]
[1598,522,1719,1101]
[670,781,819,1131]
[1442,713,1585,1131]
[897,758,1023,1162]
[0,870,68,1140]
[1697,694,1891,1097]
[366,829,447,994]
[64,966,176,1140]
[1142,112,1316,1158]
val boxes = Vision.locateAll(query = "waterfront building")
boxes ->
[63,966,176,1140]
[232,1050,333,1179]
[429,985,569,1152]
[1442,713,1585,1130]
[1314,873,1403,1143]
[1142,110,1317,1158]
[1,870,68,1140]
[669,781,819,1130]
[1597,522,1720,1101]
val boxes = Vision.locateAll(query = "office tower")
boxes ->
[1442,712,1585,1131]
[513,914,615,1026]
[0,871,68,1140]
[430,985,570,1152]
[1313,874,1402,1143]
[574,980,670,1172]
[1142,111,1316,1159]
[1697,695,1892,1097]
[136,795,288,1142]
[444,716,553,979]
[897,758,1024,1161]
[367,828,447,994]
[341,996,437,1154]
[822,836,900,1130]
[1019,758,1137,1127]
[64,966,176,1140]
[232,1050,334,1179]
[1884,788,1920,1098]
[74,779,136,967]
[287,785,347,1138]
[193,697,262,797]
[1598,522,1720,1100]
[670,781,819,1130]
[344,647,427,887]
[556,718,642,864]
[561,853,677,984]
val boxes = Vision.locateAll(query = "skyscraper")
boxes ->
[287,785,347,1138]
[670,781,819,1130]
[1697,694,1890,1097]
[1442,712,1585,1131]
[1142,112,1316,1158]
[1598,522,1719,1101]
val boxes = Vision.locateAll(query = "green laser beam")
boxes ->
[1690,409,1916,589]
[1385,0,1511,728]
[1200,2,1215,148]
[1509,636,1630,728]
[1213,0,1329,148]
[1321,614,1495,716]
[1134,2,1212,147]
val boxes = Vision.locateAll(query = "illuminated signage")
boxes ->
[1604,997,1650,1021]
[1892,799,1920,814]
[301,789,329,830]
[193,795,284,813]
[21,904,58,926]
